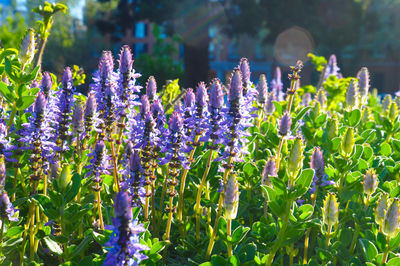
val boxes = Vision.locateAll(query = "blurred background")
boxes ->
[1,0,399,93]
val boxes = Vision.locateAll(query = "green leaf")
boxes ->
[32,194,59,220]
[64,173,82,203]
[291,106,311,130]
[44,237,63,256]
[380,142,392,156]
[272,101,283,116]
[389,231,400,250]
[211,255,227,266]
[5,226,24,237]
[16,95,36,110]
[229,255,239,266]
[71,235,92,259]
[0,82,15,103]
[243,163,258,178]
[231,226,250,244]
[293,169,314,197]
[344,109,361,127]
[297,204,314,220]
[387,257,400,266]
[149,240,167,254]
[359,239,378,262]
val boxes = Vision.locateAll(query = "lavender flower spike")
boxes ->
[119,45,133,75]
[72,101,84,135]
[0,155,5,189]
[279,112,292,136]
[229,69,243,103]
[262,157,277,186]
[239,58,251,85]
[104,192,149,266]
[196,82,208,108]
[271,67,284,101]
[257,74,268,105]
[40,72,52,97]
[0,191,18,221]
[140,95,151,118]
[357,67,370,102]
[210,79,224,110]
[146,76,157,102]
[62,67,73,88]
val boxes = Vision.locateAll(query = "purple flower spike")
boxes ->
[34,91,47,117]
[170,112,184,133]
[210,79,224,110]
[140,95,150,117]
[239,58,251,84]
[62,67,73,88]
[85,92,97,119]
[271,67,284,101]
[325,54,340,79]
[41,72,52,97]
[146,76,157,102]
[229,69,243,103]
[99,51,114,80]
[257,74,268,104]
[279,112,292,136]
[119,45,133,75]
[129,150,141,173]
[184,88,196,109]
[115,191,133,221]
[310,147,325,178]
[196,82,208,108]
[0,191,18,221]
[72,102,84,135]
[262,157,277,186]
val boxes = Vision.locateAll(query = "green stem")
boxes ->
[349,223,360,256]
[380,236,391,266]
[303,188,318,264]
[156,166,169,237]
[195,150,214,240]
[164,167,178,241]
[289,243,294,266]
[110,141,120,192]
[275,137,285,170]
[0,217,4,255]
[265,200,293,266]
[177,135,200,223]
[227,219,232,257]
[325,225,332,248]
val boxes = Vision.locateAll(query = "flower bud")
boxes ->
[210,79,224,110]
[287,136,304,179]
[375,192,388,227]
[0,191,10,213]
[363,169,378,196]
[119,45,133,75]
[41,72,52,97]
[99,51,114,81]
[322,192,339,227]
[341,127,355,157]
[0,156,5,189]
[361,107,371,124]
[195,82,208,108]
[151,99,164,117]
[228,69,243,103]
[262,157,276,186]
[382,198,400,238]
[382,95,392,113]
[115,191,133,222]
[146,76,157,102]
[223,175,239,220]
[58,164,71,191]
[310,147,325,178]
[33,91,47,118]
[140,95,150,117]
[265,92,276,115]
[388,102,398,122]
[346,79,359,109]
[239,58,251,84]
[183,89,195,109]
[326,116,338,140]
[85,92,97,120]
[62,67,73,88]
[19,28,36,66]
[357,67,369,101]
[169,112,183,133]
[72,101,84,135]
[257,74,268,104]
[316,90,327,110]
[325,54,340,78]
[279,112,292,136]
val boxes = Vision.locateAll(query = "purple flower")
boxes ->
[239,58,251,85]
[140,95,150,118]
[210,79,224,110]
[228,70,243,103]
[325,54,341,80]
[72,101,84,135]
[0,191,18,222]
[104,192,149,266]
[279,112,292,136]
[257,74,268,105]
[271,67,284,101]
[40,72,52,97]
[302,93,312,107]
[86,140,109,180]
[84,92,99,133]
[265,92,276,115]
[310,147,325,178]
[62,67,73,89]
[146,76,157,102]
[0,155,5,188]
[119,45,133,75]
[262,157,277,186]
[357,67,370,101]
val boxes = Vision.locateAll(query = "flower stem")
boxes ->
[0,217,4,255]
[156,166,169,237]
[275,137,285,170]
[349,223,360,255]
[303,188,318,264]
[227,218,232,257]
[110,141,120,192]
[265,200,292,266]
[6,103,17,133]
[95,187,104,230]
[380,236,391,266]
[206,153,234,260]
[164,167,178,241]
[195,150,214,240]
[177,135,200,223]
[325,225,332,248]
